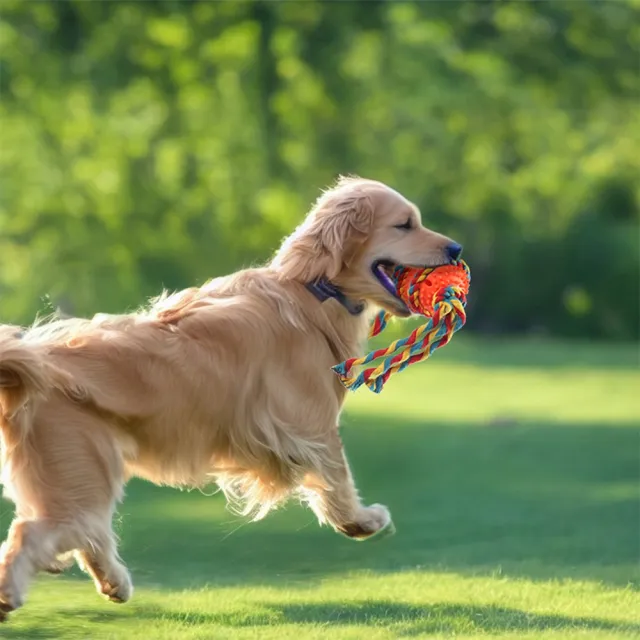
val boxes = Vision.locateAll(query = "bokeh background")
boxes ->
[0,2,639,638]
[0,0,638,339]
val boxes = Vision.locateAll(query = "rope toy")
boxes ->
[332,260,471,393]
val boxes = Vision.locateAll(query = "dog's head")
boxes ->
[272,176,462,316]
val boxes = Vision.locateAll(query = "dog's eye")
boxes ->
[394,219,413,231]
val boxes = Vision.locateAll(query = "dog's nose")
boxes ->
[446,242,463,261]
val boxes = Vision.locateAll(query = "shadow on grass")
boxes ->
[2,418,638,594]
[159,601,640,635]
[119,419,639,589]
[5,601,638,637]
[0,628,55,639]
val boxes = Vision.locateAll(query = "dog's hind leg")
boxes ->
[300,430,394,541]
[0,519,68,620]
[0,396,133,620]
[75,522,132,604]
[0,512,132,621]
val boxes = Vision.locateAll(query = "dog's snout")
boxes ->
[445,242,463,261]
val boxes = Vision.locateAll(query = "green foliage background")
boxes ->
[1,0,638,339]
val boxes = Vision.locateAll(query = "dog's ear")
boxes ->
[273,187,374,282]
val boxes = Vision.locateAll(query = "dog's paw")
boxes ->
[0,600,13,623]
[0,565,23,617]
[338,503,395,541]
[101,580,132,604]
[0,590,21,620]
[99,567,133,604]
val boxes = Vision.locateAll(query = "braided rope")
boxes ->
[332,260,470,393]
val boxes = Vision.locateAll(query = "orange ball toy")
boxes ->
[396,262,471,316]
[333,260,471,393]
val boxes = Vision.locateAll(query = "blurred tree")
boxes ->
[0,0,638,338]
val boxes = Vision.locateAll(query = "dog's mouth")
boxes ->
[371,260,401,299]
[371,260,411,316]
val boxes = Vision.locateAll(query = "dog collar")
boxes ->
[305,280,365,316]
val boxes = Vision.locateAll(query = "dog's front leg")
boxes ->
[301,430,394,541]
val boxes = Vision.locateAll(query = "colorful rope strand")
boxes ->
[332,260,470,393]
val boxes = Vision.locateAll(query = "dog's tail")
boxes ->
[0,327,56,425]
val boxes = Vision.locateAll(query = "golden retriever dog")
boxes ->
[0,176,462,620]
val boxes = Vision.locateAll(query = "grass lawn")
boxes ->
[1,337,639,639]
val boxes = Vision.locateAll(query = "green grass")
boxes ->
[1,337,639,639]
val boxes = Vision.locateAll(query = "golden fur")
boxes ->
[0,177,458,618]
